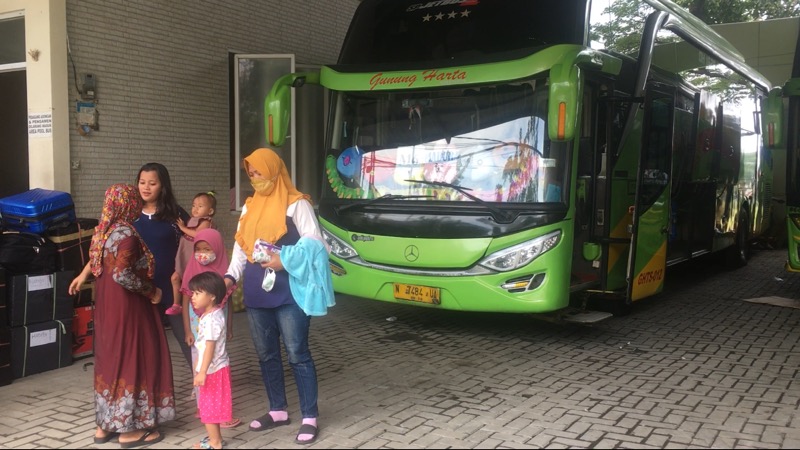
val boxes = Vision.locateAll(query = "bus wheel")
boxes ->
[725,211,750,269]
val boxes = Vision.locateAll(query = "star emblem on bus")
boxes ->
[404,245,419,262]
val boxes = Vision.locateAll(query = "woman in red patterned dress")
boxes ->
[69,184,175,447]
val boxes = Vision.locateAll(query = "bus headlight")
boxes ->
[479,230,561,272]
[322,229,359,259]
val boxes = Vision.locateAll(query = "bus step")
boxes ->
[561,310,613,324]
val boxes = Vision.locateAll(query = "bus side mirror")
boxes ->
[761,88,783,148]
[264,72,320,146]
[548,64,581,142]
[546,50,619,143]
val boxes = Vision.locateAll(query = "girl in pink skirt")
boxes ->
[189,272,233,450]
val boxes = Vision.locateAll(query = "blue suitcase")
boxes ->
[0,189,76,234]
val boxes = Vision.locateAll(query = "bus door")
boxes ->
[787,90,800,270]
[627,86,674,302]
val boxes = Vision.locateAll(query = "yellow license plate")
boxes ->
[393,283,441,305]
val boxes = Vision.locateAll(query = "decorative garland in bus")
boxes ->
[326,155,363,199]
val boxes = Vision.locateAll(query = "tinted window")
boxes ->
[339,0,588,67]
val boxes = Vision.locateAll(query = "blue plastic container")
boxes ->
[0,188,76,234]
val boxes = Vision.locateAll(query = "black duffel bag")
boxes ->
[0,230,58,274]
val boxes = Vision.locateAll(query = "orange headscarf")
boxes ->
[235,148,310,263]
[88,184,155,278]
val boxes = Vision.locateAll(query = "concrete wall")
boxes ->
[63,0,358,244]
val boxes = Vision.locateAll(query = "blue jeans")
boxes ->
[246,302,319,418]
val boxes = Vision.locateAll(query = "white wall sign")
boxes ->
[28,112,53,138]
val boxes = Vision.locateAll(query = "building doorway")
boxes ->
[0,13,28,198]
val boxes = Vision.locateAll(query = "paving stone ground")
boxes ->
[1,247,799,449]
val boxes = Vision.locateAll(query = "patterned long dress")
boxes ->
[94,225,175,432]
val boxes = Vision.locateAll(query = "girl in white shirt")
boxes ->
[189,272,232,450]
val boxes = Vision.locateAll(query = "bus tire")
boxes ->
[725,211,750,269]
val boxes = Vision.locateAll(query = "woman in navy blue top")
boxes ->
[134,163,193,378]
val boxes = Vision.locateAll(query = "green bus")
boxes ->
[266,0,778,319]
[783,28,800,272]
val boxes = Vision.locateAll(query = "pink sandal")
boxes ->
[165,304,183,315]
[220,418,241,428]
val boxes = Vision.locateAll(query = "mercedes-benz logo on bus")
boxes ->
[404,245,419,262]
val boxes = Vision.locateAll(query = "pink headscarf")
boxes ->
[180,228,234,304]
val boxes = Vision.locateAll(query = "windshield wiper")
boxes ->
[404,179,514,223]
[335,194,434,214]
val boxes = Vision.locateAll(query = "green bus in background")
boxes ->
[783,32,800,272]
[266,0,779,321]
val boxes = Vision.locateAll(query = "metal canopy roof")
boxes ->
[650,16,800,89]
[711,17,799,88]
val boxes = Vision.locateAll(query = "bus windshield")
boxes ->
[339,0,587,67]
[324,79,568,205]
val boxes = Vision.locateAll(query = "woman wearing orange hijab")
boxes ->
[224,148,325,444]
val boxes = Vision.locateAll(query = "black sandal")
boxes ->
[92,431,118,444]
[295,424,319,445]
[248,414,291,432]
[119,430,164,449]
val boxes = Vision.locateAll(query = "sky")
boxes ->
[589,0,614,47]
[590,0,614,25]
